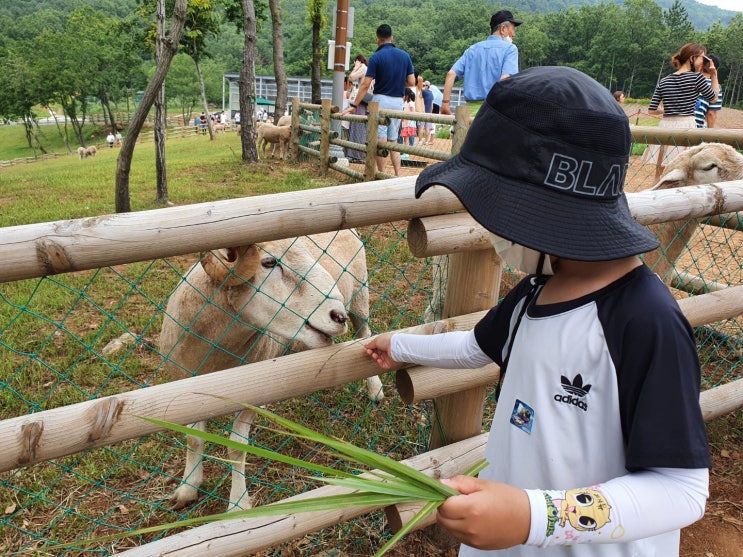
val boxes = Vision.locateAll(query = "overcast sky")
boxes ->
[695,0,742,12]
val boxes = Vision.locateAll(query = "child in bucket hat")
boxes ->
[365,66,710,556]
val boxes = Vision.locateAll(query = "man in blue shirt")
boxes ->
[344,24,415,177]
[441,10,522,115]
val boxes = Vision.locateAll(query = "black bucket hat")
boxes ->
[415,66,659,261]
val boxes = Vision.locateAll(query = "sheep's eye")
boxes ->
[702,163,717,172]
[262,257,278,269]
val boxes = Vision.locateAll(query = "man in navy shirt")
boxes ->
[344,24,415,177]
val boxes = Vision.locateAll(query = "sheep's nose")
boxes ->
[331,310,347,325]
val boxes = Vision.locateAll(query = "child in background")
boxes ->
[365,66,710,557]
[399,88,417,147]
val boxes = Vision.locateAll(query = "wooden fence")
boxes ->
[2,171,743,554]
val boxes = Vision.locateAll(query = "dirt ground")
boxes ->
[383,108,743,557]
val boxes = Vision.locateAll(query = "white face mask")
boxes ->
[489,234,554,275]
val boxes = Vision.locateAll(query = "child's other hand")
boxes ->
[437,476,531,550]
[364,333,402,370]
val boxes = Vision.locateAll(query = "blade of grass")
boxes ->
[139,416,358,480]
[374,500,443,557]
[240,403,461,498]
[312,475,445,500]
[48,492,423,550]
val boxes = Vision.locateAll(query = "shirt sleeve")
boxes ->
[525,467,708,547]
[390,330,493,369]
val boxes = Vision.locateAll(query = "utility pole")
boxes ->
[330,0,351,162]
[332,0,350,112]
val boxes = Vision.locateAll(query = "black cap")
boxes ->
[491,10,522,28]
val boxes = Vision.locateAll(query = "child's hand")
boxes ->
[437,476,531,550]
[364,333,402,370]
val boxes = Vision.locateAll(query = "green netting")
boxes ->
[1,138,743,555]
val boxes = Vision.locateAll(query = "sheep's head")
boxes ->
[652,143,743,190]
[200,238,349,348]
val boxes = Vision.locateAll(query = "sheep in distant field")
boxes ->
[213,123,226,134]
[77,146,97,159]
[160,230,383,511]
[645,143,743,282]
[257,122,291,159]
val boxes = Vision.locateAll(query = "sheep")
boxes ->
[77,146,97,159]
[645,143,743,283]
[277,115,292,127]
[159,229,384,511]
[256,122,291,159]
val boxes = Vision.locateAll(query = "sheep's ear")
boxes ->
[201,246,260,286]
[651,168,686,190]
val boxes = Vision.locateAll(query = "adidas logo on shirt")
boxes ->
[554,374,591,411]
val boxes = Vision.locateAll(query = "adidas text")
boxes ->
[554,393,588,411]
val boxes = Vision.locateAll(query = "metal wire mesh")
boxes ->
[1,137,742,555]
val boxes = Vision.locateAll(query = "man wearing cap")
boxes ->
[343,24,415,177]
[420,80,434,145]
[366,66,710,556]
[441,10,522,115]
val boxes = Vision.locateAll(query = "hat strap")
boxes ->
[495,275,546,402]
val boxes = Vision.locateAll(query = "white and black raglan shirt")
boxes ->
[390,264,711,557]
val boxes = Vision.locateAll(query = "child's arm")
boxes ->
[364,330,492,371]
[437,466,708,550]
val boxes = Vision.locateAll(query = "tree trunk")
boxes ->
[194,57,214,140]
[154,0,168,205]
[269,0,288,123]
[115,0,187,213]
[239,0,259,163]
[155,82,168,204]
[310,17,322,104]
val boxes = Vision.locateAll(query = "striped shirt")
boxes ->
[649,71,716,117]
[694,79,723,128]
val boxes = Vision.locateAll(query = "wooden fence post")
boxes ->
[426,103,497,450]
[319,99,332,176]
[289,97,301,161]
[364,101,380,182]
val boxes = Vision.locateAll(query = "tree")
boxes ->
[238,0,259,163]
[664,0,694,50]
[307,0,326,104]
[115,0,188,213]
[269,0,287,123]
[181,0,223,140]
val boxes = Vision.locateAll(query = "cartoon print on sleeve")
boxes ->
[543,488,613,543]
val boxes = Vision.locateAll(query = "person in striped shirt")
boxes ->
[694,54,723,129]
[644,43,719,168]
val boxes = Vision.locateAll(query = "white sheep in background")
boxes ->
[277,115,292,127]
[77,146,97,159]
[645,143,743,282]
[159,229,383,511]
[256,122,291,159]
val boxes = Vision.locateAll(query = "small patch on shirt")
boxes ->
[510,399,534,434]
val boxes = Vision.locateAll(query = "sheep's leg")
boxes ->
[170,421,206,509]
[227,408,255,511]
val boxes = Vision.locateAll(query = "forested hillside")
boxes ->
[1,0,742,139]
